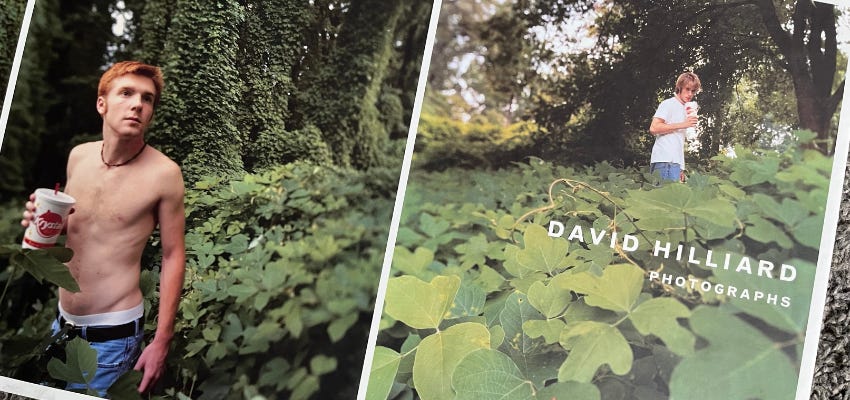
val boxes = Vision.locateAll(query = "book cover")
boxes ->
[363,1,850,399]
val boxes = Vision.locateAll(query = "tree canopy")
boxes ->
[421,0,847,169]
[0,0,429,195]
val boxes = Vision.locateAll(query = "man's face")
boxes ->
[96,74,156,138]
[677,85,698,103]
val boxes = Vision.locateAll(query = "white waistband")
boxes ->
[58,302,144,326]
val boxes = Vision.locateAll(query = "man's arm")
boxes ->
[649,116,697,136]
[135,164,186,393]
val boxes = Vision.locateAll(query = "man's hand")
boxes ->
[20,193,36,227]
[134,338,169,393]
[21,192,75,228]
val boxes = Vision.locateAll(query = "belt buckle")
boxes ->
[43,322,77,360]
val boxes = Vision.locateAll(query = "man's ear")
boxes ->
[96,96,106,115]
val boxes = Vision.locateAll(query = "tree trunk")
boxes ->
[300,0,410,168]
[756,0,844,143]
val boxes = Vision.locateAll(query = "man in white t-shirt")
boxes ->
[649,72,701,182]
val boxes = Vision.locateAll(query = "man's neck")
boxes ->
[101,135,146,166]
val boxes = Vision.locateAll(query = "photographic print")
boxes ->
[363,1,850,399]
[0,0,434,398]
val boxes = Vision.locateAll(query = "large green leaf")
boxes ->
[365,346,401,400]
[385,275,461,329]
[555,264,644,313]
[452,349,535,400]
[10,247,79,292]
[47,337,98,386]
[527,280,571,318]
[392,246,436,280]
[669,307,797,400]
[626,184,737,224]
[712,259,815,333]
[413,322,491,400]
[106,370,143,400]
[629,298,694,356]
[506,224,571,275]
[558,321,632,382]
[728,157,780,186]
[500,292,562,387]
[536,381,601,400]
[449,282,487,319]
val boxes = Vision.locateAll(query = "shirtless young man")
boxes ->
[21,61,185,395]
[648,72,701,182]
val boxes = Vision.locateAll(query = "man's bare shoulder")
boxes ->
[145,146,184,185]
[68,141,101,158]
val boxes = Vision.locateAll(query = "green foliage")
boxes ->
[149,0,246,183]
[372,133,828,400]
[0,0,26,105]
[299,0,410,168]
[165,162,395,399]
[415,112,538,170]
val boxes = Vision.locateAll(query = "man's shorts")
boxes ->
[650,162,682,184]
[51,305,144,397]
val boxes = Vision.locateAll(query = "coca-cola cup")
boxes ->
[22,188,76,249]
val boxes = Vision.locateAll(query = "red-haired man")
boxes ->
[23,61,185,395]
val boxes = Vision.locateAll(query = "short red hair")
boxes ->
[98,61,164,106]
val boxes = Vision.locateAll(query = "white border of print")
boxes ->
[355,1,443,399]
[0,0,36,153]
[0,376,98,400]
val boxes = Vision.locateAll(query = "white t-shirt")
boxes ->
[650,96,687,168]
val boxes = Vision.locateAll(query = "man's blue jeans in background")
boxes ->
[651,162,681,183]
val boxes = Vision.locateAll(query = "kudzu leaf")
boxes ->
[327,313,358,343]
[627,183,737,224]
[420,212,451,238]
[629,298,694,356]
[791,215,823,249]
[310,354,337,376]
[106,370,143,400]
[558,321,632,382]
[743,215,793,248]
[449,282,486,319]
[392,246,435,280]
[385,275,461,329]
[669,307,797,400]
[11,248,79,292]
[527,280,571,318]
[47,337,97,385]
[712,259,814,333]
[412,322,490,400]
[728,157,780,186]
[454,234,502,270]
[536,381,601,400]
[556,264,644,313]
[751,194,808,227]
[523,319,565,344]
[365,347,401,400]
[452,349,535,400]
[500,292,561,386]
[508,224,571,275]
[473,265,506,293]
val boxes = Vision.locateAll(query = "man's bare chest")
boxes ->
[67,167,160,227]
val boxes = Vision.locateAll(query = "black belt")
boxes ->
[57,315,143,342]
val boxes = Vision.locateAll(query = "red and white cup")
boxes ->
[22,188,76,249]
[685,101,699,117]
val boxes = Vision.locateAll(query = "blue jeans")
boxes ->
[51,319,144,397]
[651,162,681,183]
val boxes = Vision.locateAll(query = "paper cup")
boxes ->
[22,188,76,249]
[685,101,699,116]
